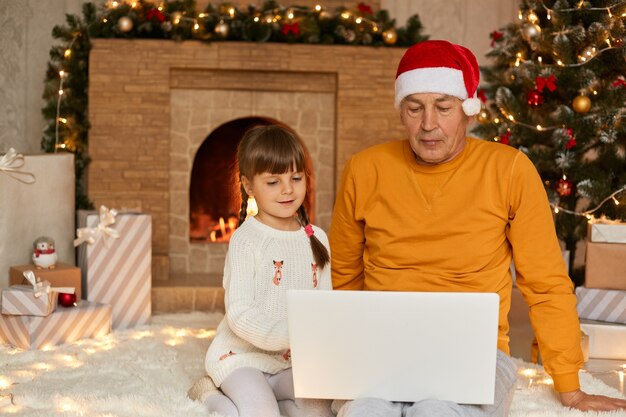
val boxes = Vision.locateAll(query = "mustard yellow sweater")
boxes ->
[329,137,583,392]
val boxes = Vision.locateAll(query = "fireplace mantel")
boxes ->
[88,39,406,279]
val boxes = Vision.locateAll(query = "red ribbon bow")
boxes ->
[146,9,165,23]
[612,79,626,88]
[281,22,300,36]
[357,2,373,15]
[499,131,511,145]
[535,75,557,92]
[490,31,503,47]
[477,89,487,103]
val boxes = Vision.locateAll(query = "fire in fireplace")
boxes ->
[189,117,271,243]
[189,117,314,243]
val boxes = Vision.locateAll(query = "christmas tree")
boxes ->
[472,0,626,281]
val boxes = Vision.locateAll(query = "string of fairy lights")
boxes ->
[480,1,626,220]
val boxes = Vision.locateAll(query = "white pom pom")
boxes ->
[462,97,481,116]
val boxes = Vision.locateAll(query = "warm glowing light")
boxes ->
[585,214,592,220]
[1,404,22,414]
[103,18,108,23]
[355,17,362,24]
[132,330,153,340]
[0,377,11,389]
[528,11,538,23]
[493,117,500,124]
[507,114,515,121]
[554,207,560,214]
[198,13,207,17]
[59,70,66,77]
[176,329,188,338]
[228,8,235,17]
[111,1,119,7]
[518,10,523,20]
[58,90,64,96]
[536,125,543,131]
[196,329,217,338]
[315,4,322,11]
[64,49,72,58]
[265,17,273,23]
[592,90,598,95]
[166,339,179,346]
[562,174,567,180]
[520,368,538,378]
[58,117,67,124]
[372,24,378,32]
[540,377,554,385]
[341,11,350,19]
[613,196,620,206]
[254,16,259,22]
[287,12,294,19]
[514,58,520,67]
[537,56,542,64]
[193,22,200,30]
[32,362,54,371]
[547,10,551,20]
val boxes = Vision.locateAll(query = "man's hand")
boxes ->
[560,389,626,411]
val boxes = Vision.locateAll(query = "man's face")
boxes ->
[400,93,471,166]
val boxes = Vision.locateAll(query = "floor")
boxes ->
[509,287,626,397]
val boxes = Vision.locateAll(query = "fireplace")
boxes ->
[189,117,316,244]
[87,40,406,281]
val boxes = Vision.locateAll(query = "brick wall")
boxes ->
[88,39,406,278]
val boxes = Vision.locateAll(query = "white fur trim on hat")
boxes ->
[395,67,467,109]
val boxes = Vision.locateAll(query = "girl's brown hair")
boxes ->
[236,124,330,269]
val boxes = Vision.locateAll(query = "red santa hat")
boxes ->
[395,40,482,116]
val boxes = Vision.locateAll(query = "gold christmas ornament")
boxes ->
[117,16,133,32]
[572,94,591,113]
[520,23,541,42]
[382,28,397,45]
[214,21,229,37]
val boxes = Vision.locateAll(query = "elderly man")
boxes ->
[329,40,626,416]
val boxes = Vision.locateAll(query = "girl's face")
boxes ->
[242,169,306,231]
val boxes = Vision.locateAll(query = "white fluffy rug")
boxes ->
[1,311,625,417]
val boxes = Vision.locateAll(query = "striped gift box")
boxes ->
[576,287,626,324]
[77,211,151,329]
[0,301,111,350]
[1,284,57,316]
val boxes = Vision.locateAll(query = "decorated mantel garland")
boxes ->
[41,0,429,209]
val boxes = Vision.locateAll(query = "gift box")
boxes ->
[589,222,626,244]
[585,242,626,290]
[576,287,626,324]
[0,150,75,289]
[1,284,57,316]
[77,208,151,329]
[580,319,626,360]
[9,263,82,300]
[0,301,111,350]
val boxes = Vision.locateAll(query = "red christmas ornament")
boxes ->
[499,131,511,145]
[527,89,544,106]
[490,30,503,47]
[556,179,573,197]
[563,127,576,149]
[58,292,77,307]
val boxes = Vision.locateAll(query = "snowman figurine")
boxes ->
[32,236,58,269]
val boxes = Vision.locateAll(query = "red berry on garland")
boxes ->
[58,292,77,307]
[527,89,544,106]
[556,178,573,197]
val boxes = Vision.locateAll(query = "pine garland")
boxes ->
[41,0,429,210]
[472,0,626,279]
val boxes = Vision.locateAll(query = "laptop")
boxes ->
[286,290,500,404]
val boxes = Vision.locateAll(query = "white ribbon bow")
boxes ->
[74,205,121,247]
[22,270,75,298]
[0,148,36,184]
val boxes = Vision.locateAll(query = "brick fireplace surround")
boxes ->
[88,39,406,285]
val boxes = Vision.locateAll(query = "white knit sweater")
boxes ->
[205,216,332,386]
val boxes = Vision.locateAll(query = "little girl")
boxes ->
[201,124,332,417]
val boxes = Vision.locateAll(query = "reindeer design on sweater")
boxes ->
[272,260,283,286]
[312,263,318,288]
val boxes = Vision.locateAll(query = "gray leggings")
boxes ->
[334,350,518,417]
[205,367,333,417]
